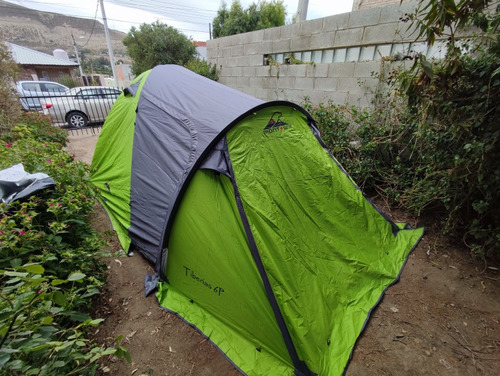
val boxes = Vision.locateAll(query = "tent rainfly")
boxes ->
[91,65,423,376]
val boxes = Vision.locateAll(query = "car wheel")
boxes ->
[66,111,88,128]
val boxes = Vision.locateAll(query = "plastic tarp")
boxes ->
[0,163,55,204]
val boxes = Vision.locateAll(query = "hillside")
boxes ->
[0,0,127,58]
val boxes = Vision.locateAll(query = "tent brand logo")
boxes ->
[263,112,292,135]
[183,266,225,296]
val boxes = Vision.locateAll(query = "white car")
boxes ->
[16,80,69,111]
[40,86,122,128]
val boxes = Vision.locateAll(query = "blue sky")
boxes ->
[4,0,354,40]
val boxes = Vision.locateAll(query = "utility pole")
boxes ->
[99,0,119,88]
[296,0,309,22]
[71,33,84,79]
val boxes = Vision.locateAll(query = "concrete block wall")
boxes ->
[207,1,421,107]
[353,0,410,11]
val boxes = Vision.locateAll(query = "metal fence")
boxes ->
[18,86,122,133]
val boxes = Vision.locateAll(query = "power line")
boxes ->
[81,0,100,48]
[0,1,213,36]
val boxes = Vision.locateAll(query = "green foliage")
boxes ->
[3,112,68,146]
[184,59,219,81]
[123,21,197,76]
[0,116,130,374]
[212,0,286,38]
[411,0,499,49]
[81,57,112,76]
[55,74,80,89]
[0,34,22,135]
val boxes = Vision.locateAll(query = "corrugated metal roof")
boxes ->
[7,42,79,67]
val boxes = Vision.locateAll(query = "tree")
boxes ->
[0,34,21,134]
[212,0,286,38]
[123,21,197,76]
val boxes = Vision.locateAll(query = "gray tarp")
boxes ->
[0,163,55,204]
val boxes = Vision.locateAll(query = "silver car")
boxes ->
[40,86,122,128]
[16,80,69,111]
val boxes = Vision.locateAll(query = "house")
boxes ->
[194,41,207,60]
[7,42,79,81]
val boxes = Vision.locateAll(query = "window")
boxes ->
[360,46,376,61]
[22,83,41,92]
[346,47,360,62]
[333,48,346,63]
[321,50,334,63]
[42,83,67,93]
[77,89,102,100]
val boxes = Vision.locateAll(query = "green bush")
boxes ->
[56,74,81,89]
[184,58,218,81]
[304,48,499,260]
[0,115,129,375]
[0,36,22,135]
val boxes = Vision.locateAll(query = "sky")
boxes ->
[3,0,354,41]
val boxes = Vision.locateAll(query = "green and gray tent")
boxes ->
[91,65,423,376]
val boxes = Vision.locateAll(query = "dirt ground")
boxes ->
[67,131,500,376]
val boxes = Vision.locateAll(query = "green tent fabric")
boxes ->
[91,72,148,251]
[91,65,423,376]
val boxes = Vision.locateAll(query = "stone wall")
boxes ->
[207,1,439,107]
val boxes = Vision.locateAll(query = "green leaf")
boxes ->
[68,311,91,322]
[0,353,11,368]
[67,272,86,281]
[3,271,28,277]
[51,279,66,286]
[88,318,104,326]
[23,264,45,274]
[0,312,13,321]
[37,326,58,334]
[53,361,66,368]
[40,316,54,325]
[7,359,22,370]
[0,348,19,354]
[421,59,434,79]
[52,291,67,307]
[10,259,22,268]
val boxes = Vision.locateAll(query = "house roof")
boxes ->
[6,42,79,67]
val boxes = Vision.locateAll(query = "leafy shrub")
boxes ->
[0,36,22,135]
[56,74,81,89]
[185,58,219,81]
[304,54,499,260]
[0,115,128,374]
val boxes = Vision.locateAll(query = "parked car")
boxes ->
[16,80,69,111]
[40,86,122,128]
